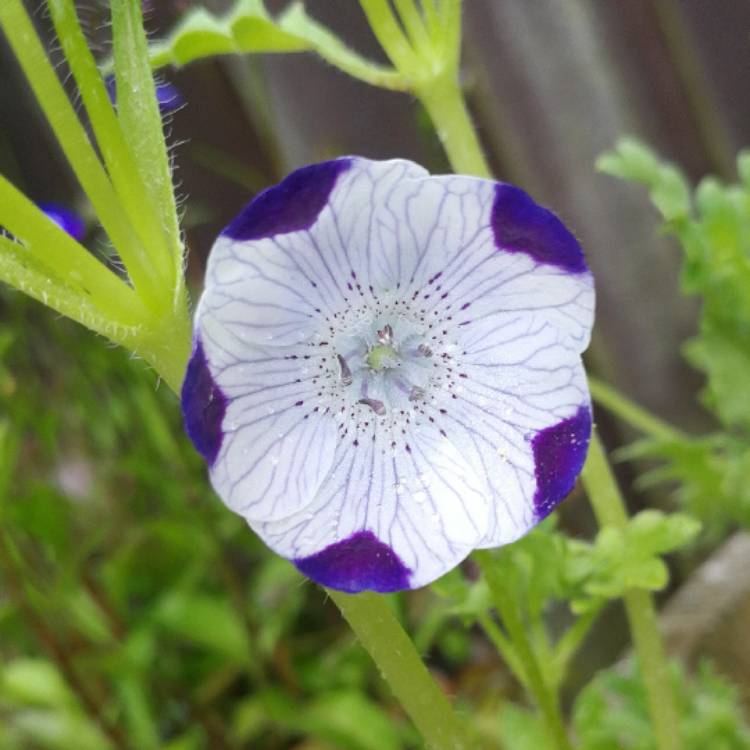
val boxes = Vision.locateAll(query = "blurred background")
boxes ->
[2,1,750,748]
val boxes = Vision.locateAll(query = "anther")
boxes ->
[418,343,433,357]
[377,324,393,345]
[358,398,386,416]
[337,354,353,386]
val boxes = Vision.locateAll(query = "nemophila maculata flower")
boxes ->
[182,157,595,593]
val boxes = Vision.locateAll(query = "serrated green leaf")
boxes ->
[569,511,699,605]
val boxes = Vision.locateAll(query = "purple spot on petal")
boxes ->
[222,158,352,241]
[39,203,86,242]
[532,405,592,520]
[181,340,227,466]
[294,530,412,593]
[491,184,587,273]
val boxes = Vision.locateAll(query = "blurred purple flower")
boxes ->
[39,203,86,242]
[105,75,184,115]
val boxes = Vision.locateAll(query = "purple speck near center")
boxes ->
[294,530,412,593]
[532,405,592,520]
[222,158,352,241]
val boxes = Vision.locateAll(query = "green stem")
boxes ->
[588,376,687,441]
[476,552,573,750]
[0,235,143,349]
[416,73,490,179]
[477,613,528,691]
[550,602,604,688]
[358,0,419,75]
[581,431,682,750]
[111,0,184,295]
[328,591,471,750]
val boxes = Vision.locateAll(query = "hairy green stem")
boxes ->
[581,431,682,750]
[476,552,573,750]
[0,176,143,324]
[328,591,471,750]
[49,0,173,304]
[0,0,163,312]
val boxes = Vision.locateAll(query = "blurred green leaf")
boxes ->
[7,709,111,750]
[153,590,251,662]
[0,659,74,708]
[574,660,750,750]
[497,703,550,750]
[298,690,401,750]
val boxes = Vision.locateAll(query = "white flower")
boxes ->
[182,157,594,592]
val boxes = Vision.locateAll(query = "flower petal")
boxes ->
[433,337,591,547]
[186,333,340,523]
[202,158,429,348]
[252,423,490,591]
[491,183,587,273]
[182,339,228,466]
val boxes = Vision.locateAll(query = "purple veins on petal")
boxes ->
[39,203,86,242]
[491,183,587,273]
[181,340,227,466]
[294,530,412,593]
[222,158,352,242]
[532,405,592,520]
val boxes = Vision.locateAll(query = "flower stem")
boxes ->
[327,590,472,750]
[588,376,687,441]
[581,430,683,750]
[475,552,573,750]
[416,73,491,180]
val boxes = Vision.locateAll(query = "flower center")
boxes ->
[366,343,398,371]
[307,280,466,451]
